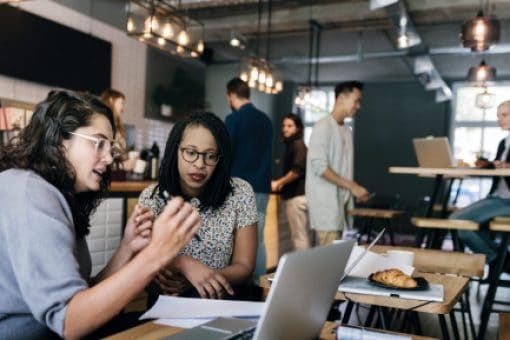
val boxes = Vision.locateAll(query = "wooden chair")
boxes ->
[411,217,479,250]
[478,219,510,340]
[500,312,510,340]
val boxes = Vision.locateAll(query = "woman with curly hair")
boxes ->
[0,90,200,339]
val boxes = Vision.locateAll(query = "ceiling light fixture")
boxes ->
[460,10,500,52]
[238,0,282,95]
[467,60,496,84]
[295,20,322,108]
[475,87,496,109]
[230,31,246,50]
[126,0,205,58]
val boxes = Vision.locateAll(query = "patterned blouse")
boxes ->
[138,177,258,269]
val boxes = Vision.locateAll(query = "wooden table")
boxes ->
[108,180,156,227]
[106,320,437,339]
[369,245,486,278]
[260,272,468,315]
[389,166,510,218]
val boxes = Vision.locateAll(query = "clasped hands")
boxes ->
[155,260,234,299]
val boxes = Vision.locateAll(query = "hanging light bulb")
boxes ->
[461,10,500,52]
[190,51,198,58]
[176,45,185,54]
[162,22,174,38]
[157,37,166,46]
[397,33,410,49]
[275,81,283,93]
[143,17,153,38]
[177,30,190,46]
[258,69,266,84]
[475,88,496,109]
[127,17,135,32]
[240,72,248,82]
[467,60,496,83]
[196,39,204,53]
[248,79,256,88]
[250,65,259,81]
[265,74,274,88]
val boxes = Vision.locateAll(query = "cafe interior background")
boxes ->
[1,0,510,325]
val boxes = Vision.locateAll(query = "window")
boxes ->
[297,87,337,145]
[451,83,510,205]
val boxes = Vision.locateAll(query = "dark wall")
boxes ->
[145,47,206,122]
[354,81,450,211]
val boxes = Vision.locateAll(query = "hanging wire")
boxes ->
[256,0,263,56]
[307,21,314,88]
[265,0,272,60]
[314,21,322,88]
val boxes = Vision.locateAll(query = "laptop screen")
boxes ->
[412,137,455,168]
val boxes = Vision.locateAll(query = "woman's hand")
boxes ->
[493,160,510,168]
[155,267,192,295]
[149,197,201,267]
[123,204,154,255]
[179,258,234,299]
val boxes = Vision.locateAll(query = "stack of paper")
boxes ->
[140,296,265,328]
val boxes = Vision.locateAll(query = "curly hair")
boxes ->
[0,90,116,238]
[159,111,233,210]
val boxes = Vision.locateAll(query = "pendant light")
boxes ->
[460,7,500,52]
[467,60,496,84]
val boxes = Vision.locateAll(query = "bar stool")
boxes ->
[478,219,510,340]
[412,217,480,339]
[348,208,404,245]
[411,217,479,250]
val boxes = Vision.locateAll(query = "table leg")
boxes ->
[449,310,461,340]
[438,314,451,340]
[341,301,355,324]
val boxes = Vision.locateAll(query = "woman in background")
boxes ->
[0,90,199,339]
[272,113,311,250]
[100,88,127,159]
[139,112,258,301]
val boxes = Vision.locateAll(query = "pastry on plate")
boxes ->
[371,268,417,288]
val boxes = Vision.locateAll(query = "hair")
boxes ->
[100,88,126,139]
[0,90,116,238]
[498,100,510,111]
[226,77,250,99]
[159,112,233,210]
[282,113,304,139]
[334,81,364,99]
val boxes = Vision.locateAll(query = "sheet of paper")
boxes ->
[155,316,260,329]
[345,246,414,278]
[337,325,411,340]
[140,295,265,320]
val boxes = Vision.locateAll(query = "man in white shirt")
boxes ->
[306,81,370,246]
[452,100,510,268]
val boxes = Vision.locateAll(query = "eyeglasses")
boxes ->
[69,132,121,159]
[179,146,220,166]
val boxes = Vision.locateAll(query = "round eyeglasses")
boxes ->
[69,132,122,159]
[179,146,220,166]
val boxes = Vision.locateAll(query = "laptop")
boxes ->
[167,240,356,340]
[412,137,456,168]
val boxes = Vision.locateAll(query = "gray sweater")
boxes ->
[0,169,90,338]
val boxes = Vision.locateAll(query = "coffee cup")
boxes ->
[386,250,414,266]
[133,159,147,174]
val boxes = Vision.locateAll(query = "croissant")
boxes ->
[372,268,417,288]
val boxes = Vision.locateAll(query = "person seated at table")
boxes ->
[0,90,200,339]
[139,112,258,302]
[452,100,510,270]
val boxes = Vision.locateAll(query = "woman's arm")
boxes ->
[217,223,257,283]
[63,197,200,339]
[92,205,154,284]
[165,224,257,299]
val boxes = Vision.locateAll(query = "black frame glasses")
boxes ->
[179,146,220,166]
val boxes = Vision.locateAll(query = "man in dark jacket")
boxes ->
[225,77,273,279]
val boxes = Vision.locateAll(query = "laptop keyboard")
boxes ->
[226,326,256,340]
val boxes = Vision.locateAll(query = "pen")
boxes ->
[162,190,202,242]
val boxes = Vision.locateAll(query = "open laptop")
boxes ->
[412,137,456,168]
[167,240,356,340]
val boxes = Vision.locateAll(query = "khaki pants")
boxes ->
[285,195,311,251]
[315,230,342,246]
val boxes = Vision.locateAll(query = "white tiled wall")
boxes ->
[0,1,175,275]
